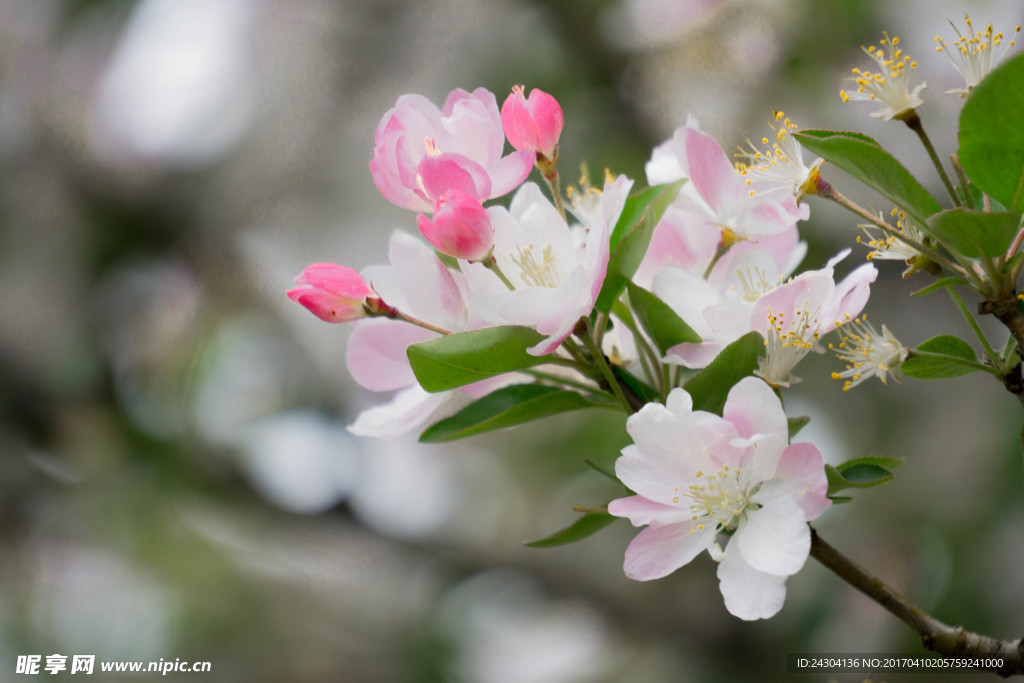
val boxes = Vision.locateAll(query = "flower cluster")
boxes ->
[287,81,886,619]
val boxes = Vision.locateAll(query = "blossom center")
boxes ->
[735,265,774,303]
[756,301,822,387]
[510,242,561,288]
[674,465,754,532]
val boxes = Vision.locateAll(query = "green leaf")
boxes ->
[795,129,943,229]
[525,512,619,548]
[408,326,548,392]
[419,384,614,443]
[825,455,904,496]
[626,282,701,354]
[911,276,970,297]
[958,51,1024,211]
[787,415,811,441]
[902,334,982,379]
[596,180,685,312]
[683,331,765,415]
[927,208,1022,258]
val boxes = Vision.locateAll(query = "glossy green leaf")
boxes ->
[626,282,701,354]
[419,384,614,443]
[596,180,685,312]
[408,326,548,392]
[795,129,943,229]
[927,208,1022,258]
[825,455,904,496]
[525,512,619,548]
[787,415,811,440]
[902,334,983,379]
[958,51,1024,211]
[683,331,765,415]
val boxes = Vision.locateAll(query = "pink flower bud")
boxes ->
[416,189,494,261]
[501,85,564,160]
[287,263,377,323]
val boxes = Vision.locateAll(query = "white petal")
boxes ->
[347,385,454,438]
[717,538,788,620]
[735,496,810,576]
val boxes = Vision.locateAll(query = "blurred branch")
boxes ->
[810,528,1024,676]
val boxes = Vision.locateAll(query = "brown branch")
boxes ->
[810,528,1024,677]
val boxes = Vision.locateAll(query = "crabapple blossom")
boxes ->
[934,14,1021,97]
[751,252,878,387]
[646,124,808,245]
[287,263,377,323]
[370,87,535,213]
[734,111,825,203]
[500,85,564,160]
[416,189,494,261]
[658,251,876,382]
[840,32,926,120]
[608,376,830,620]
[830,317,908,391]
[462,176,632,355]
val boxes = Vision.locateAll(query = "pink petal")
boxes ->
[345,319,435,391]
[488,149,535,198]
[608,494,694,527]
[417,153,491,203]
[684,127,747,218]
[722,376,787,441]
[621,521,715,581]
[754,442,831,521]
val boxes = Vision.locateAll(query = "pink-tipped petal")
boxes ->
[622,522,716,581]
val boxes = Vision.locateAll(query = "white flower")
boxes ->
[735,111,825,203]
[608,377,831,620]
[829,317,908,392]
[935,14,1021,97]
[463,177,632,356]
[752,252,878,388]
[856,208,928,277]
[840,32,926,120]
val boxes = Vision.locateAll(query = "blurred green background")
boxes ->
[1,0,1022,680]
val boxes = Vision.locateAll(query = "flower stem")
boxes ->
[538,156,567,223]
[904,112,961,208]
[577,318,634,413]
[809,528,1024,675]
[815,180,969,280]
[944,284,1000,366]
[375,300,454,335]
[950,154,975,209]
[481,253,517,290]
